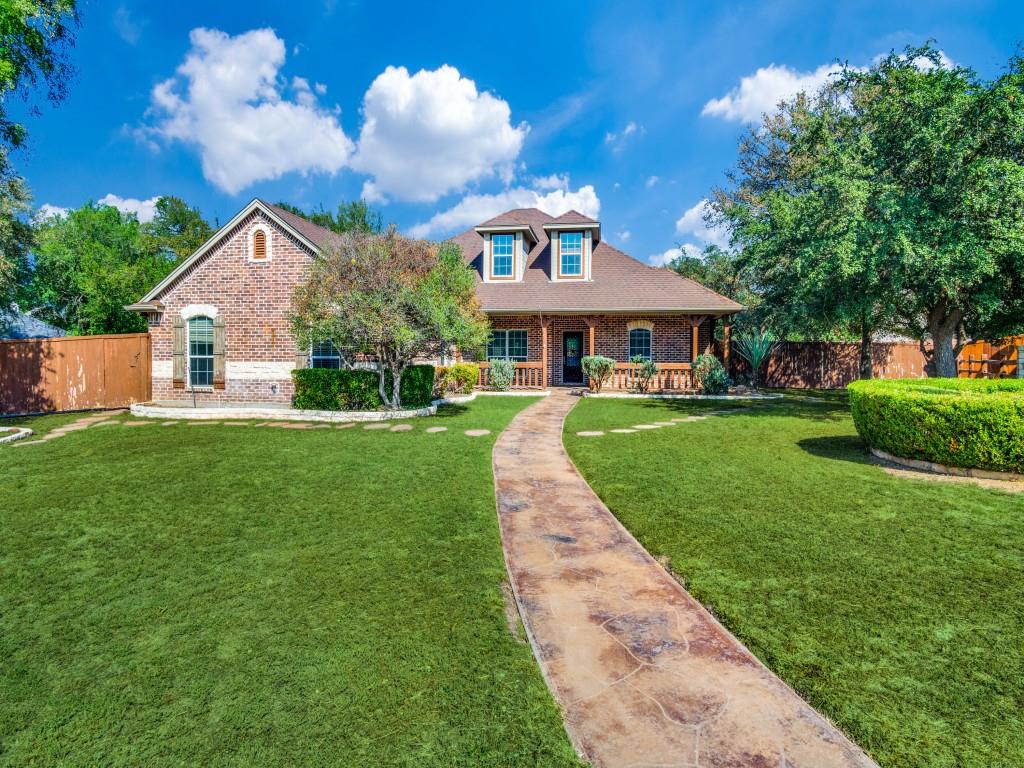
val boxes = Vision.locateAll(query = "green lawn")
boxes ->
[1,399,582,767]
[564,397,1024,768]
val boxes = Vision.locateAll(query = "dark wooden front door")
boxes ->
[563,332,584,384]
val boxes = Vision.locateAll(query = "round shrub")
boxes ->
[581,355,615,392]
[489,359,516,391]
[692,354,731,395]
[444,362,479,394]
[847,378,1024,473]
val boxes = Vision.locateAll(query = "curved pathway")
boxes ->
[492,389,878,768]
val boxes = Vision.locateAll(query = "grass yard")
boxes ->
[564,397,1024,768]
[1,399,582,767]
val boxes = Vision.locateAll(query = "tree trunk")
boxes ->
[926,301,963,378]
[858,316,873,380]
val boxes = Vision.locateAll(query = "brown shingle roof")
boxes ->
[452,208,743,314]
[263,201,339,249]
[547,210,598,225]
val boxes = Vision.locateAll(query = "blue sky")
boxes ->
[16,0,1023,264]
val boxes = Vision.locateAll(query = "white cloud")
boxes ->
[616,229,631,242]
[702,62,840,122]
[675,198,730,250]
[98,194,161,222]
[144,28,353,195]
[409,177,600,239]
[35,203,69,220]
[648,247,681,266]
[352,65,527,203]
[645,175,660,189]
[704,50,954,124]
[114,5,141,45]
[604,121,643,153]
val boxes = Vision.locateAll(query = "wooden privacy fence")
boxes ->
[0,333,151,416]
[958,336,1024,379]
[727,341,928,389]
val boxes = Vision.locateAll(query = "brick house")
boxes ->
[128,199,742,403]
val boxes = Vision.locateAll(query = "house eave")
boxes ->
[542,221,601,242]
[473,224,538,245]
[125,301,164,314]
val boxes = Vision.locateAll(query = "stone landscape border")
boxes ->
[870,447,1024,483]
[0,426,33,444]
[582,391,783,400]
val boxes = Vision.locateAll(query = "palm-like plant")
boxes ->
[733,329,780,389]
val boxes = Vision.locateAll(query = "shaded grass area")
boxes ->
[564,397,1024,768]
[1,398,582,767]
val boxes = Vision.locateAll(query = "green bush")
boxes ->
[444,362,479,394]
[847,378,1024,473]
[692,354,731,395]
[489,359,516,391]
[292,364,435,410]
[582,355,615,393]
[630,355,658,393]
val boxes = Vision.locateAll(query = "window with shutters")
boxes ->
[251,227,269,261]
[188,316,215,387]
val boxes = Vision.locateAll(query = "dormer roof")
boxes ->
[542,209,601,242]
[453,207,744,314]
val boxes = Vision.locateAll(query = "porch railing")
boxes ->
[476,361,546,389]
[608,362,694,392]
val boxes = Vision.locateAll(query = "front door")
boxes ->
[563,332,584,384]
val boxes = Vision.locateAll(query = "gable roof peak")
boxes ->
[547,209,598,225]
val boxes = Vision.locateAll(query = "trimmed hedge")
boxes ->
[292,364,436,411]
[847,378,1024,473]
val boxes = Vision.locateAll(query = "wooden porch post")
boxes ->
[689,316,705,362]
[588,323,596,356]
[540,319,550,387]
[723,321,731,368]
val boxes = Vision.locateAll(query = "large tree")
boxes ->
[143,195,214,261]
[713,44,1024,377]
[28,203,179,334]
[291,229,488,408]
[839,47,1024,376]
[0,0,78,314]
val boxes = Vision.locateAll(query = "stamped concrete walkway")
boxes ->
[493,390,878,768]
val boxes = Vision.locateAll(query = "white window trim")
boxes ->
[488,329,529,361]
[249,224,273,263]
[187,315,216,390]
[180,304,218,320]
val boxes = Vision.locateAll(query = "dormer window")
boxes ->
[491,234,514,278]
[559,232,583,277]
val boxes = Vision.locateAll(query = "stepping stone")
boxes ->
[390,424,413,432]
[222,421,249,426]
[610,428,638,434]
[278,423,314,429]
[425,426,447,433]
[464,429,491,437]
[310,424,332,429]
[632,424,661,430]
[92,420,120,427]
[123,420,154,426]
[576,431,605,437]
[363,422,391,430]
[161,421,179,426]
[652,421,676,426]
[264,421,292,427]
[10,439,46,447]
[189,421,220,425]
[335,423,355,429]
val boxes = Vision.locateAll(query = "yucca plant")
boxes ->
[733,329,780,390]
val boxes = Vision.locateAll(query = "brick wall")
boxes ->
[488,314,715,385]
[147,209,312,403]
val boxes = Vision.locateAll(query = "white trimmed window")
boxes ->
[310,340,342,369]
[559,232,583,276]
[628,327,652,360]
[491,234,514,278]
[487,329,528,361]
[188,316,215,387]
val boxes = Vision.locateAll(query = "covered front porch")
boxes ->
[474,313,734,390]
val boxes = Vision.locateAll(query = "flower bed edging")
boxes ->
[0,426,33,445]
[870,447,1024,483]
[131,402,441,422]
[582,392,783,400]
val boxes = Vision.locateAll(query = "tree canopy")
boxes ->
[711,43,1024,377]
[26,198,214,335]
[274,200,384,235]
[291,229,488,408]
